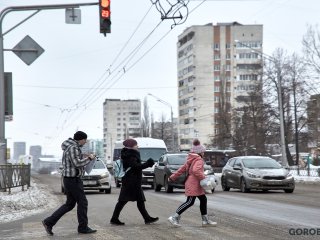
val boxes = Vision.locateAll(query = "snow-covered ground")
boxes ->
[0,179,58,223]
[0,173,319,224]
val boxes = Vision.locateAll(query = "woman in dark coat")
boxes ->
[110,138,159,225]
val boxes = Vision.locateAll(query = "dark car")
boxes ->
[221,156,295,193]
[153,152,217,193]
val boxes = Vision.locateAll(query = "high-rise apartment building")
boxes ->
[29,145,42,161]
[103,99,141,161]
[13,142,26,160]
[177,22,263,150]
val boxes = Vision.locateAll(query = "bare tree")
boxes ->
[264,49,309,165]
[302,24,320,75]
[141,97,150,137]
[212,66,232,148]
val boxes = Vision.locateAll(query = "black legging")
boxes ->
[111,200,151,220]
[176,195,207,215]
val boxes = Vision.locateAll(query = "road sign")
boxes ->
[4,72,13,122]
[65,8,81,24]
[12,35,45,65]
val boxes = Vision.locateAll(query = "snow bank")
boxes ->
[0,179,58,223]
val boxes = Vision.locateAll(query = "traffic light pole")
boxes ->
[0,2,98,164]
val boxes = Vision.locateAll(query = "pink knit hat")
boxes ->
[191,139,206,154]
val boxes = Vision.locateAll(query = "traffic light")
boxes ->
[99,0,111,36]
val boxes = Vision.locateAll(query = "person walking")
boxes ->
[167,139,217,227]
[110,138,159,225]
[42,131,97,235]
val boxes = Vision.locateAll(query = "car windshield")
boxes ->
[167,155,187,165]
[93,160,106,169]
[139,148,167,162]
[242,158,281,169]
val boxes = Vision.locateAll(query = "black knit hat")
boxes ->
[73,131,88,141]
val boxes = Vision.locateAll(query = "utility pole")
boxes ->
[0,2,98,164]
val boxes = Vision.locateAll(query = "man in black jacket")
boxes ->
[110,138,159,225]
[42,131,97,235]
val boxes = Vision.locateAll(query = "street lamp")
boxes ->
[234,40,288,166]
[147,93,175,151]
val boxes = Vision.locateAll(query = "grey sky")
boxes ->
[2,0,319,156]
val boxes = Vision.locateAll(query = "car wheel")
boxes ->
[105,188,111,194]
[164,177,173,193]
[154,178,162,192]
[221,176,230,191]
[284,189,294,193]
[240,178,250,193]
[99,189,104,193]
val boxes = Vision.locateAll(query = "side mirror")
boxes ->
[233,165,242,171]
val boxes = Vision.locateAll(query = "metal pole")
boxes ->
[277,73,288,167]
[0,2,99,164]
[0,19,5,164]
[170,106,174,151]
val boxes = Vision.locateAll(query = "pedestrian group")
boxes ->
[42,131,216,236]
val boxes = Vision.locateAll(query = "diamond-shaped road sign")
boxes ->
[12,35,45,65]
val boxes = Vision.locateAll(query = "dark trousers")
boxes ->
[111,200,151,220]
[176,194,207,215]
[44,177,88,231]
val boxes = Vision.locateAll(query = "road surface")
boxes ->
[0,173,319,240]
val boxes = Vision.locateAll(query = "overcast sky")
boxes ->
[2,0,320,156]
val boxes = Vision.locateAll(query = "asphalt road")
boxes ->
[0,174,320,240]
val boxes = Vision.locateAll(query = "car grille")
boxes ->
[263,176,285,180]
[82,175,100,180]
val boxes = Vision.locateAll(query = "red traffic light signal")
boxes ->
[99,0,111,36]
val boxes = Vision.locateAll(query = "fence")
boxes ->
[289,166,320,177]
[0,164,31,194]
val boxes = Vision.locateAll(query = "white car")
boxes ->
[61,158,112,194]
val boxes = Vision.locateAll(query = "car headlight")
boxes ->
[246,171,261,178]
[204,170,213,175]
[286,173,293,179]
[100,172,109,178]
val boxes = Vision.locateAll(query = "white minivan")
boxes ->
[113,137,167,188]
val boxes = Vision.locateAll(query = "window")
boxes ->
[214,86,220,92]
[214,54,220,60]
[214,108,219,113]
[214,43,220,49]
[214,65,220,71]
[226,43,231,49]
[226,53,231,60]
[214,96,220,102]
[214,75,220,81]
[225,65,231,71]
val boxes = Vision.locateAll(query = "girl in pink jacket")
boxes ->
[168,139,217,227]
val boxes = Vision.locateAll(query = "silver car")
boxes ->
[221,156,295,193]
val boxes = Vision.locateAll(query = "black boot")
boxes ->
[110,218,125,226]
[145,217,159,225]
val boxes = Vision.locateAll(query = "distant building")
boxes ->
[13,142,26,161]
[307,94,320,149]
[177,22,263,150]
[29,145,42,161]
[82,139,104,159]
[103,99,141,161]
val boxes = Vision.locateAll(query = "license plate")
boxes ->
[83,180,96,185]
[147,178,153,182]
